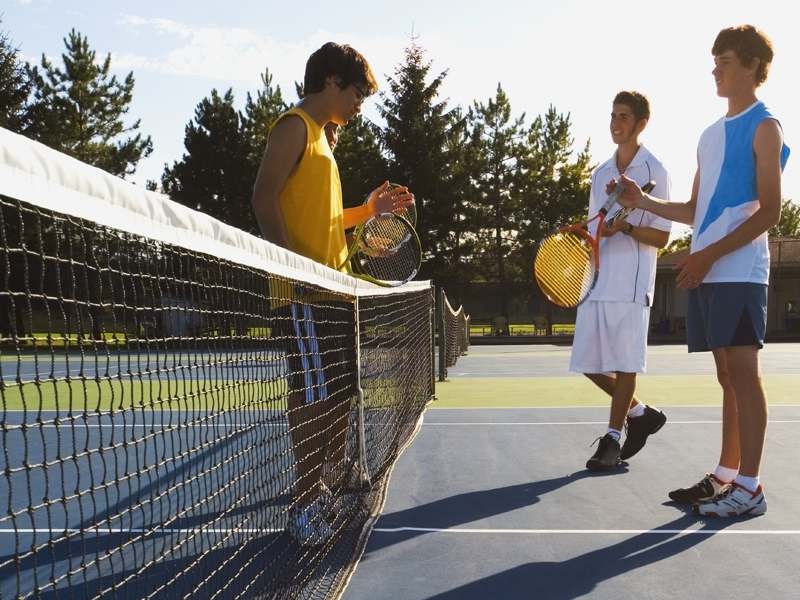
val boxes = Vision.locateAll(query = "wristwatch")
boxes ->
[622,222,634,235]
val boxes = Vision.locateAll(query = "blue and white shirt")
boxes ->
[693,101,790,284]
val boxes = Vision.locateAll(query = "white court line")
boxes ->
[429,405,800,409]
[1,423,287,429]
[1,528,282,535]
[423,420,800,426]
[373,526,800,535]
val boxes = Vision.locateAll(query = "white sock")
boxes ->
[606,428,621,441]
[735,474,760,493]
[713,465,738,483]
[627,403,646,418]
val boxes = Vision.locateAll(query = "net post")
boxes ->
[430,287,437,399]
[437,287,446,382]
[354,295,371,488]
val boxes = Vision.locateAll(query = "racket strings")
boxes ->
[534,232,596,307]
[359,214,411,256]
[354,215,420,283]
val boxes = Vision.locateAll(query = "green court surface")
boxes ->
[1,379,287,411]
[433,374,800,408]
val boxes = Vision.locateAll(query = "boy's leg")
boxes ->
[609,372,636,431]
[723,345,767,478]
[695,348,769,518]
[584,373,642,409]
[711,348,741,472]
[287,393,328,505]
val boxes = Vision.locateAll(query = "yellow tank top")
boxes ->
[270,107,349,270]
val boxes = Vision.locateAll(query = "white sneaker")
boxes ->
[695,483,767,517]
[286,496,334,546]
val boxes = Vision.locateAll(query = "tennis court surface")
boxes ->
[344,344,800,599]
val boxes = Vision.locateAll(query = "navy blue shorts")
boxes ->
[686,283,767,352]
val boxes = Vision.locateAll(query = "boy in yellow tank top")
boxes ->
[251,42,414,546]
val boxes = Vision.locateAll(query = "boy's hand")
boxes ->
[675,248,714,289]
[616,174,646,209]
[367,181,415,217]
[599,218,628,237]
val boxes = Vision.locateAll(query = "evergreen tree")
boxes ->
[517,106,592,274]
[241,70,288,177]
[377,39,461,281]
[0,19,31,132]
[162,88,254,232]
[467,84,528,309]
[336,116,388,208]
[25,29,152,177]
[162,71,288,233]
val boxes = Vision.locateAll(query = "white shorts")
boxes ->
[569,301,650,374]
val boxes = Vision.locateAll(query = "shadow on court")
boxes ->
[370,467,629,553]
[425,514,736,600]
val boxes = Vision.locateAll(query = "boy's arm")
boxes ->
[618,169,699,226]
[342,182,415,230]
[674,119,783,288]
[250,116,306,250]
[619,224,670,249]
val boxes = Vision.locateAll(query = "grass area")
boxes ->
[433,375,800,408]
[1,378,288,411]
[2,328,277,350]
[469,323,575,336]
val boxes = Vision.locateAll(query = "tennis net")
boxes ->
[0,127,434,599]
[443,293,470,369]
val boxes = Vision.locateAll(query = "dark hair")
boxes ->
[303,42,378,95]
[712,25,774,86]
[613,91,650,121]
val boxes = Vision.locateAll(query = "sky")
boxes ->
[3,0,798,240]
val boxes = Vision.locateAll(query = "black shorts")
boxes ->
[272,301,356,405]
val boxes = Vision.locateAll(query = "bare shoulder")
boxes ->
[754,118,784,150]
[268,114,307,149]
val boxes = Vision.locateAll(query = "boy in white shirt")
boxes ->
[570,91,672,470]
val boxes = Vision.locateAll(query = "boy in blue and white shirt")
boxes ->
[618,25,790,517]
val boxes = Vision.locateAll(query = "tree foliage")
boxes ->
[162,71,288,233]
[771,198,800,238]
[0,19,31,131]
[25,29,152,177]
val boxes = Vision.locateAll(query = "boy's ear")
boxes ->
[635,117,649,135]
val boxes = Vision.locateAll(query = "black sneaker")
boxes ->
[620,406,667,460]
[586,434,621,470]
[668,473,731,504]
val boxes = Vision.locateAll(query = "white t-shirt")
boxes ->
[586,146,671,306]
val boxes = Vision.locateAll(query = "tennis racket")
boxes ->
[340,212,421,287]
[533,181,655,308]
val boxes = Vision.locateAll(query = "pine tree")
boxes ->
[336,116,388,208]
[467,84,529,317]
[377,39,461,281]
[25,29,152,177]
[162,89,254,232]
[241,70,288,177]
[0,19,31,132]
[517,107,592,330]
[162,70,288,233]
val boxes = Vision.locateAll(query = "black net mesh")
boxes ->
[0,193,433,600]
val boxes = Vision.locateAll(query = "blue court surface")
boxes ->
[344,347,800,599]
